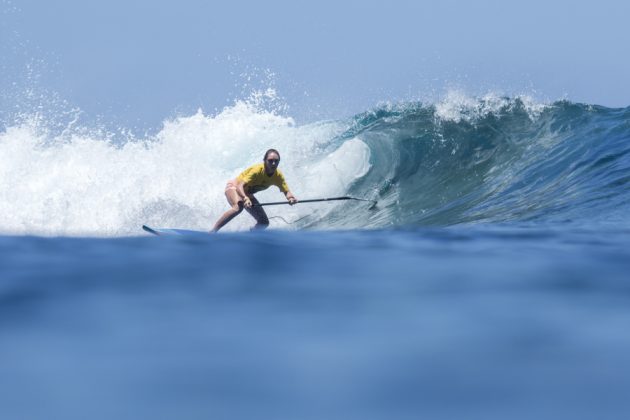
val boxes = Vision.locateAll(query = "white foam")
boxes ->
[0,100,371,236]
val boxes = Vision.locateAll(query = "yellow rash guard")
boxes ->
[236,163,290,194]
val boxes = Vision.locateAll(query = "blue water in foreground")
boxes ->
[1,97,630,419]
[2,225,630,420]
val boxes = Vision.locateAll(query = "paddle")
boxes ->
[254,196,378,209]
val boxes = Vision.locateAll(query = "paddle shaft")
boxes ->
[254,196,363,207]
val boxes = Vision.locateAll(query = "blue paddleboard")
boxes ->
[142,225,210,236]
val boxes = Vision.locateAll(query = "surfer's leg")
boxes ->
[245,195,269,230]
[211,188,243,232]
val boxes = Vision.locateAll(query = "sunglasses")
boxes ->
[266,159,279,164]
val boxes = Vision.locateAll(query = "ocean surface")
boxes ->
[1,94,630,419]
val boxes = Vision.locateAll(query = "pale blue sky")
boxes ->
[2,0,629,130]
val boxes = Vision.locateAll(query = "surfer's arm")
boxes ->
[234,179,253,207]
[235,180,246,198]
[277,174,296,204]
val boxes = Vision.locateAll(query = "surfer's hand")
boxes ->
[243,197,253,208]
[287,194,297,205]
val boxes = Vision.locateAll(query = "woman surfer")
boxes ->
[212,149,297,232]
